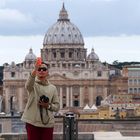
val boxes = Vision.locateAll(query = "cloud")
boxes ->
[84,35,140,63]
[0,35,42,65]
[0,34,140,65]
[0,8,31,22]
[0,0,5,8]
[90,0,117,2]
[0,8,46,35]
[0,0,140,36]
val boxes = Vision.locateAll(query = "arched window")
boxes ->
[96,96,103,106]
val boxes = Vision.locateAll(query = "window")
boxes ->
[129,88,133,93]
[61,52,65,58]
[11,72,15,77]
[128,79,133,85]
[63,96,66,99]
[134,79,137,85]
[73,100,79,107]
[53,52,56,58]
[62,87,66,107]
[138,79,140,85]
[52,64,55,67]
[97,71,102,77]
[63,104,66,108]
[69,52,72,58]
[134,88,137,93]
[74,95,79,98]
[62,64,66,68]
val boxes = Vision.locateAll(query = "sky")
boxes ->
[0,0,140,65]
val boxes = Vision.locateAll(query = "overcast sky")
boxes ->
[0,0,140,65]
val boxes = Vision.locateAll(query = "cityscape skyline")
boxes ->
[0,0,140,65]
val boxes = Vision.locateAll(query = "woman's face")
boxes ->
[36,64,48,79]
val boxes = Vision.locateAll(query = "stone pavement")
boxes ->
[93,132,140,140]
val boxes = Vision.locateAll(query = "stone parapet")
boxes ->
[0,133,94,140]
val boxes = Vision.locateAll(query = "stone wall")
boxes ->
[1,117,140,139]
[0,133,94,140]
[0,117,25,133]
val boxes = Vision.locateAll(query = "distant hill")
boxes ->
[103,61,140,70]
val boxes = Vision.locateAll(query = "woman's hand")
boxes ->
[31,57,42,77]
[38,101,50,109]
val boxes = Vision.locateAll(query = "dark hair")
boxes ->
[41,62,48,68]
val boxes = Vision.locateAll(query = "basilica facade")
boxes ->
[3,4,113,114]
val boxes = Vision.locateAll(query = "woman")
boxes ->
[21,60,60,140]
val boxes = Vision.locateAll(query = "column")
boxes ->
[18,87,23,112]
[70,87,73,107]
[66,87,69,107]
[5,87,10,113]
[80,86,83,107]
[60,87,63,109]
[89,86,94,107]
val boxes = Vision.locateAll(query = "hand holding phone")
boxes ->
[36,57,42,66]
[31,57,43,77]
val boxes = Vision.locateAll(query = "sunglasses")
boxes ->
[38,67,47,71]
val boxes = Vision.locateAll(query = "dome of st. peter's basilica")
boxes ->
[43,3,84,46]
